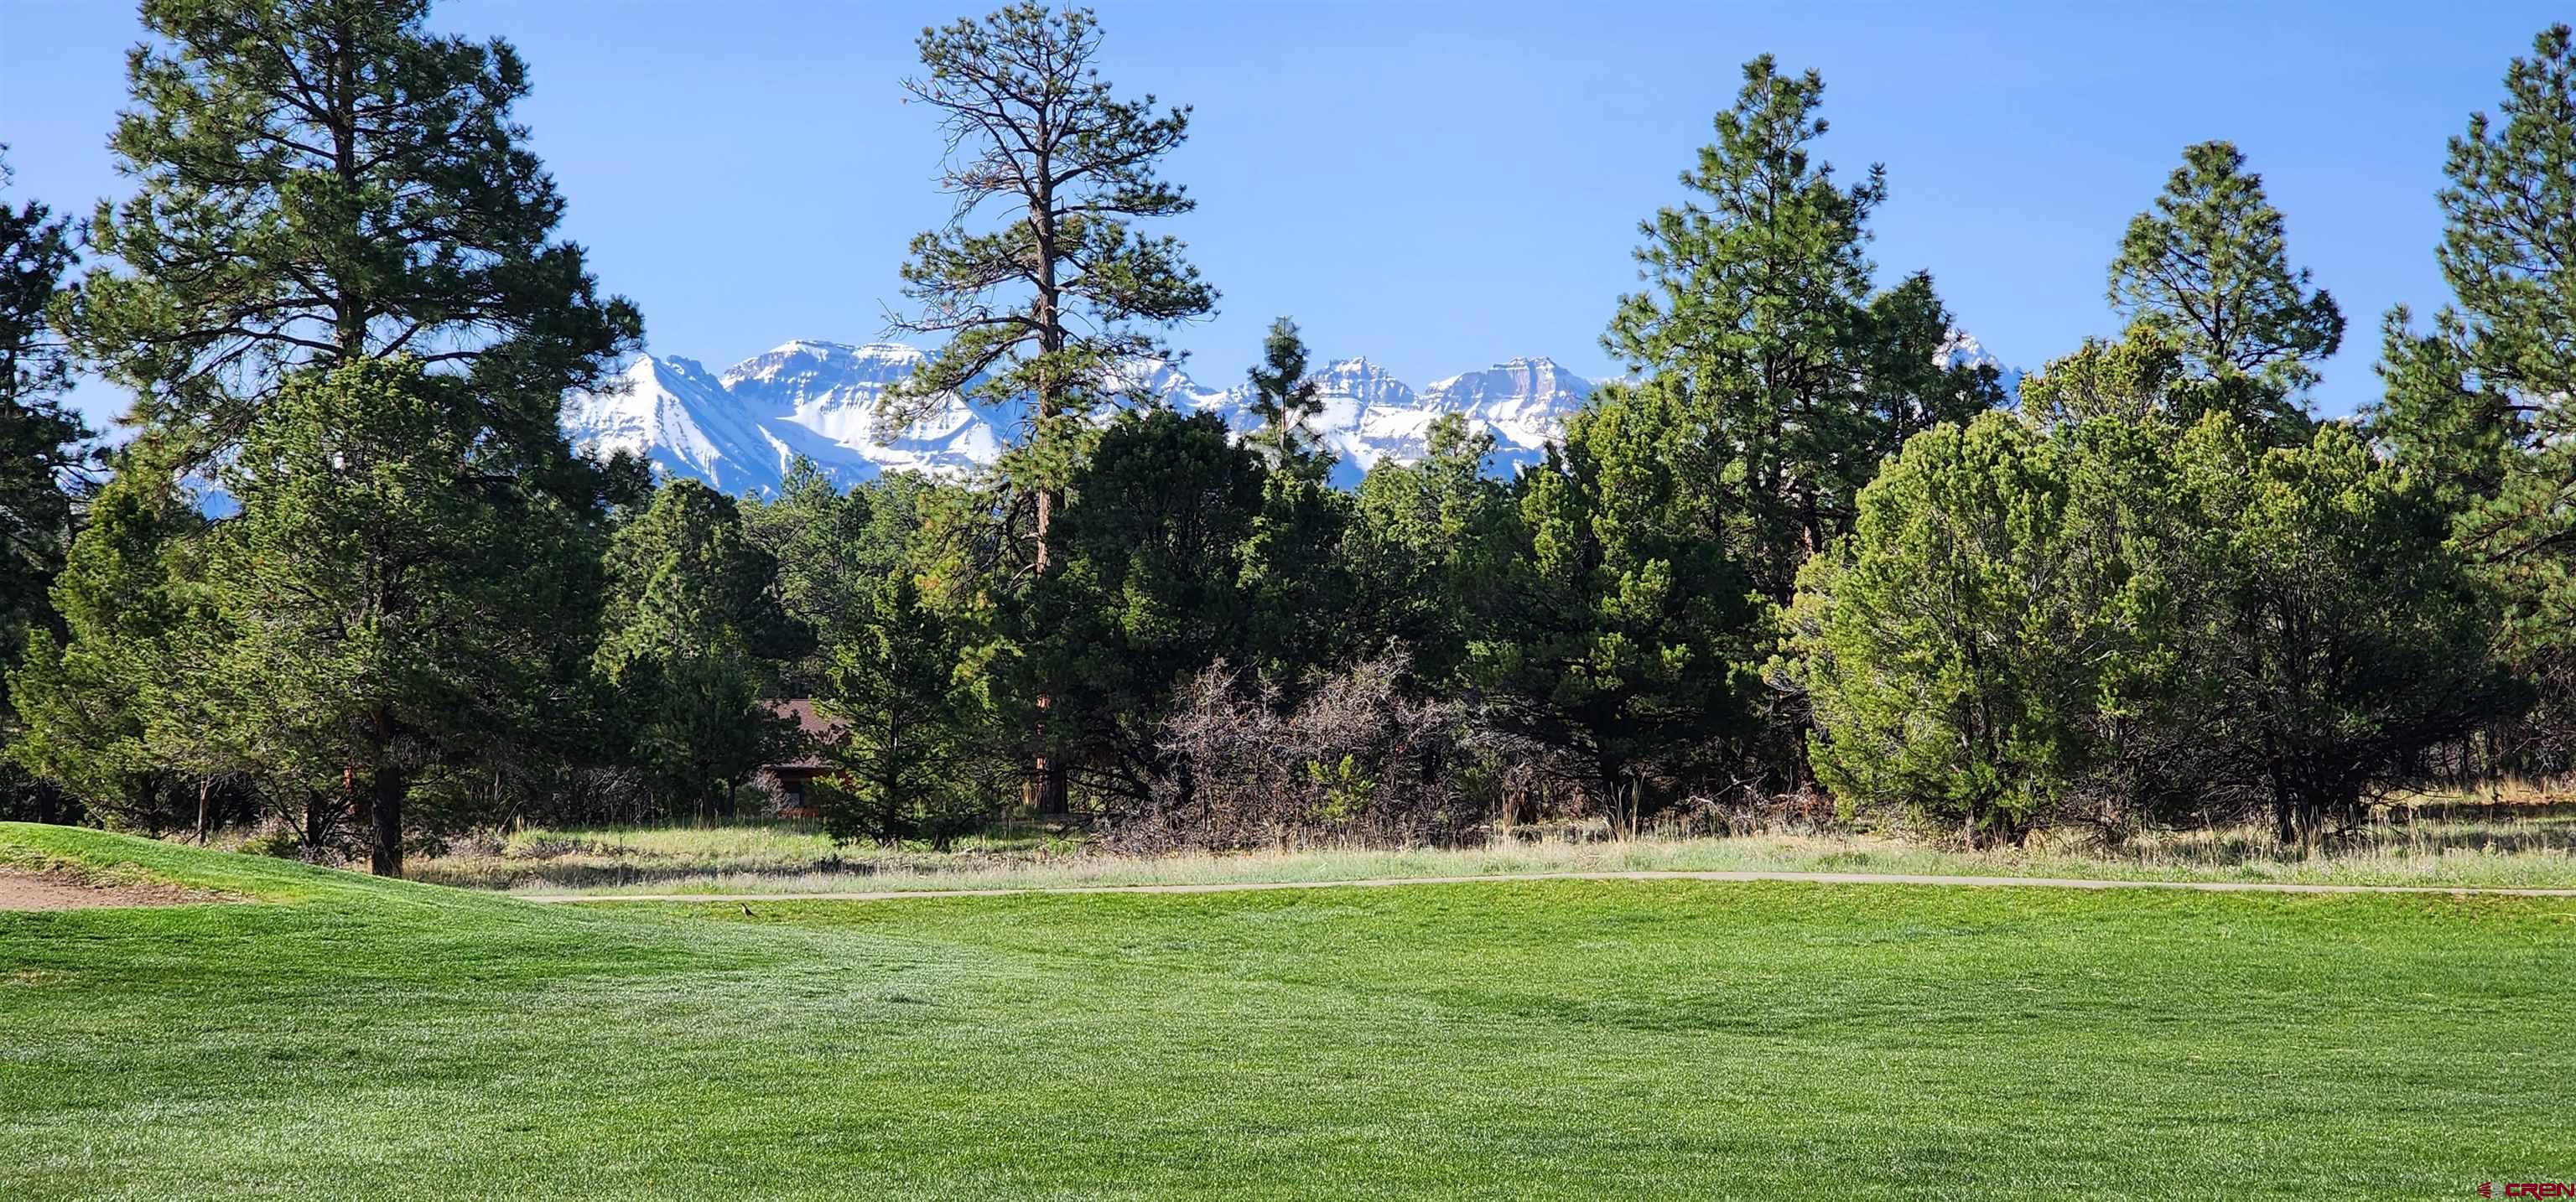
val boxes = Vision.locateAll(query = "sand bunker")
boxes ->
[0,869,215,911]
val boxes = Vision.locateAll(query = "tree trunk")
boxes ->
[1027,172,1069,820]
[304,793,328,854]
[1032,696,1069,816]
[370,766,405,878]
[195,779,214,845]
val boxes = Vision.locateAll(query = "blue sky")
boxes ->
[3,0,2566,426]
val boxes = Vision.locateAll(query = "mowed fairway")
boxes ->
[2,825,2568,1199]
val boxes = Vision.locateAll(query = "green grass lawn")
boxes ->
[4,821,2569,1199]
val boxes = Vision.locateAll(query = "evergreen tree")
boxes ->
[598,478,797,821]
[1351,415,1514,692]
[65,0,640,462]
[1605,55,1990,607]
[1030,408,1261,807]
[2375,25,2576,652]
[1471,383,1759,833]
[7,440,203,835]
[2107,141,2345,405]
[814,572,994,849]
[1235,319,1355,692]
[1243,317,1327,473]
[195,358,600,874]
[2167,417,2510,843]
[743,458,897,692]
[1792,413,2166,846]
[1857,272,2012,463]
[0,147,94,812]
[881,2,1217,811]
[2020,334,2300,443]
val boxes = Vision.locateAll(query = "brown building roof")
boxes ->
[762,698,845,773]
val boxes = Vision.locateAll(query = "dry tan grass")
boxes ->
[397,805,2576,898]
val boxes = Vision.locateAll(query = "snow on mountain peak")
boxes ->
[1934,328,2025,397]
[565,341,1603,495]
[1934,329,1993,371]
[567,335,2002,496]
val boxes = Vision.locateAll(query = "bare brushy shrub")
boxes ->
[1107,654,1486,852]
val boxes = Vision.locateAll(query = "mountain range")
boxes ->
[562,334,2015,496]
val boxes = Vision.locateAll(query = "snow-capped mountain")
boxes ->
[562,340,1608,496]
[563,334,2016,497]
[1421,356,1593,472]
[1935,330,2026,396]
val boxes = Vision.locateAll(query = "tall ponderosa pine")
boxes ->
[2376,25,2576,652]
[32,0,639,868]
[2107,141,2345,410]
[883,3,1216,811]
[67,0,640,459]
[882,1,1216,562]
[1606,55,1994,607]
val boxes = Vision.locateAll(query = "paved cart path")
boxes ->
[520,868,2576,904]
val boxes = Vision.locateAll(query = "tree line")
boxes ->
[3,2,2572,872]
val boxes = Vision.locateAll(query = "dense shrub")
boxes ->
[1108,655,1482,852]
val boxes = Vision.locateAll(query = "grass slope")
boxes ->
[3,822,2568,1199]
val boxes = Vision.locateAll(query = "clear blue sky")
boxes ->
[3,0,2566,426]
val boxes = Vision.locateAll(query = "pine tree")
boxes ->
[2168,417,2508,843]
[2107,141,2345,404]
[1243,317,1327,474]
[2019,335,2299,443]
[1857,273,2011,462]
[881,3,1217,811]
[2375,25,2576,652]
[65,0,640,461]
[882,1,1217,562]
[0,148,94,792]
[1235,319,1354,693]
[197,358,601,874]
[1792,413,2142,847]
[1351,416,1514,692]
[597,479,797,822]
[1028,408,1261,808]
[1472,383,1759,833]
[6,440,203,836]
[814,572,993,848]
[741,458,882,692]
[1605,55,1990,607]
